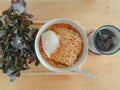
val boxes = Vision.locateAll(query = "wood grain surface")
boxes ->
[0,0,120,90]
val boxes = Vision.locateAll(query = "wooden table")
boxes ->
[0,0,120,90]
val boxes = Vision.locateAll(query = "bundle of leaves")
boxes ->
[0,9,40,82]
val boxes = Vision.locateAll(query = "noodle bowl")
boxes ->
[39,23,83,68]
[35,18,88,72]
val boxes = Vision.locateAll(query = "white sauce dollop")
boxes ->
[41,30,60,58]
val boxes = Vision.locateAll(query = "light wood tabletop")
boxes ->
[0,0,120,90]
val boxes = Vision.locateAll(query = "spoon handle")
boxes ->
[73,68,95,78]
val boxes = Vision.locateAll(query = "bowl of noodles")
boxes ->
[35,18,88,72]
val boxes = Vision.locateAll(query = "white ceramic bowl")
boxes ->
[35,18,88,72]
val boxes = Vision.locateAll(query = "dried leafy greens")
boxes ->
[0,9,40,82]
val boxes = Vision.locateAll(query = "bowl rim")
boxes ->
[35,18,88,72]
